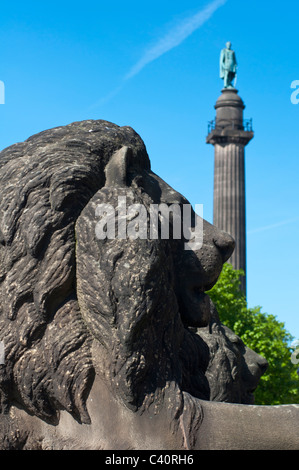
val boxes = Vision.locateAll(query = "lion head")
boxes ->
[0,120,265,434]
[196,303,268,404]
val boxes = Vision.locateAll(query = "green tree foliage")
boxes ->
[207,263,299,405]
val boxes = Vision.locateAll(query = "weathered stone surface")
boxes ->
[0,120,298,450]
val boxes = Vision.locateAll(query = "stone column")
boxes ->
[207,89,253,294]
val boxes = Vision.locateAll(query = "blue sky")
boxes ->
[1,0,299,340]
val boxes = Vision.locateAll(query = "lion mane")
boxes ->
[0,120,210,427]
[0,120,150,423]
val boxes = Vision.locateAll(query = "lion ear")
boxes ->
[105,146,133,187]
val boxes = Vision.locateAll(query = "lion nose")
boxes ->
[213,230,235,263]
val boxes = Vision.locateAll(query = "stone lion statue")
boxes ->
[0,120,298,450]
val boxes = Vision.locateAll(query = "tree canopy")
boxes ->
[207,263,299,405]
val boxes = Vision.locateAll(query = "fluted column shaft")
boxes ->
[206,89,253,296]
[213,143,246,292]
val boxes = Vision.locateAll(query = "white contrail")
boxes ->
[88,85,124,110]
[125,0,228,80]
[89,0,228,110]
[248,217,299,235]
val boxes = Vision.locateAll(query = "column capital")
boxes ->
[206,128,254,146]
